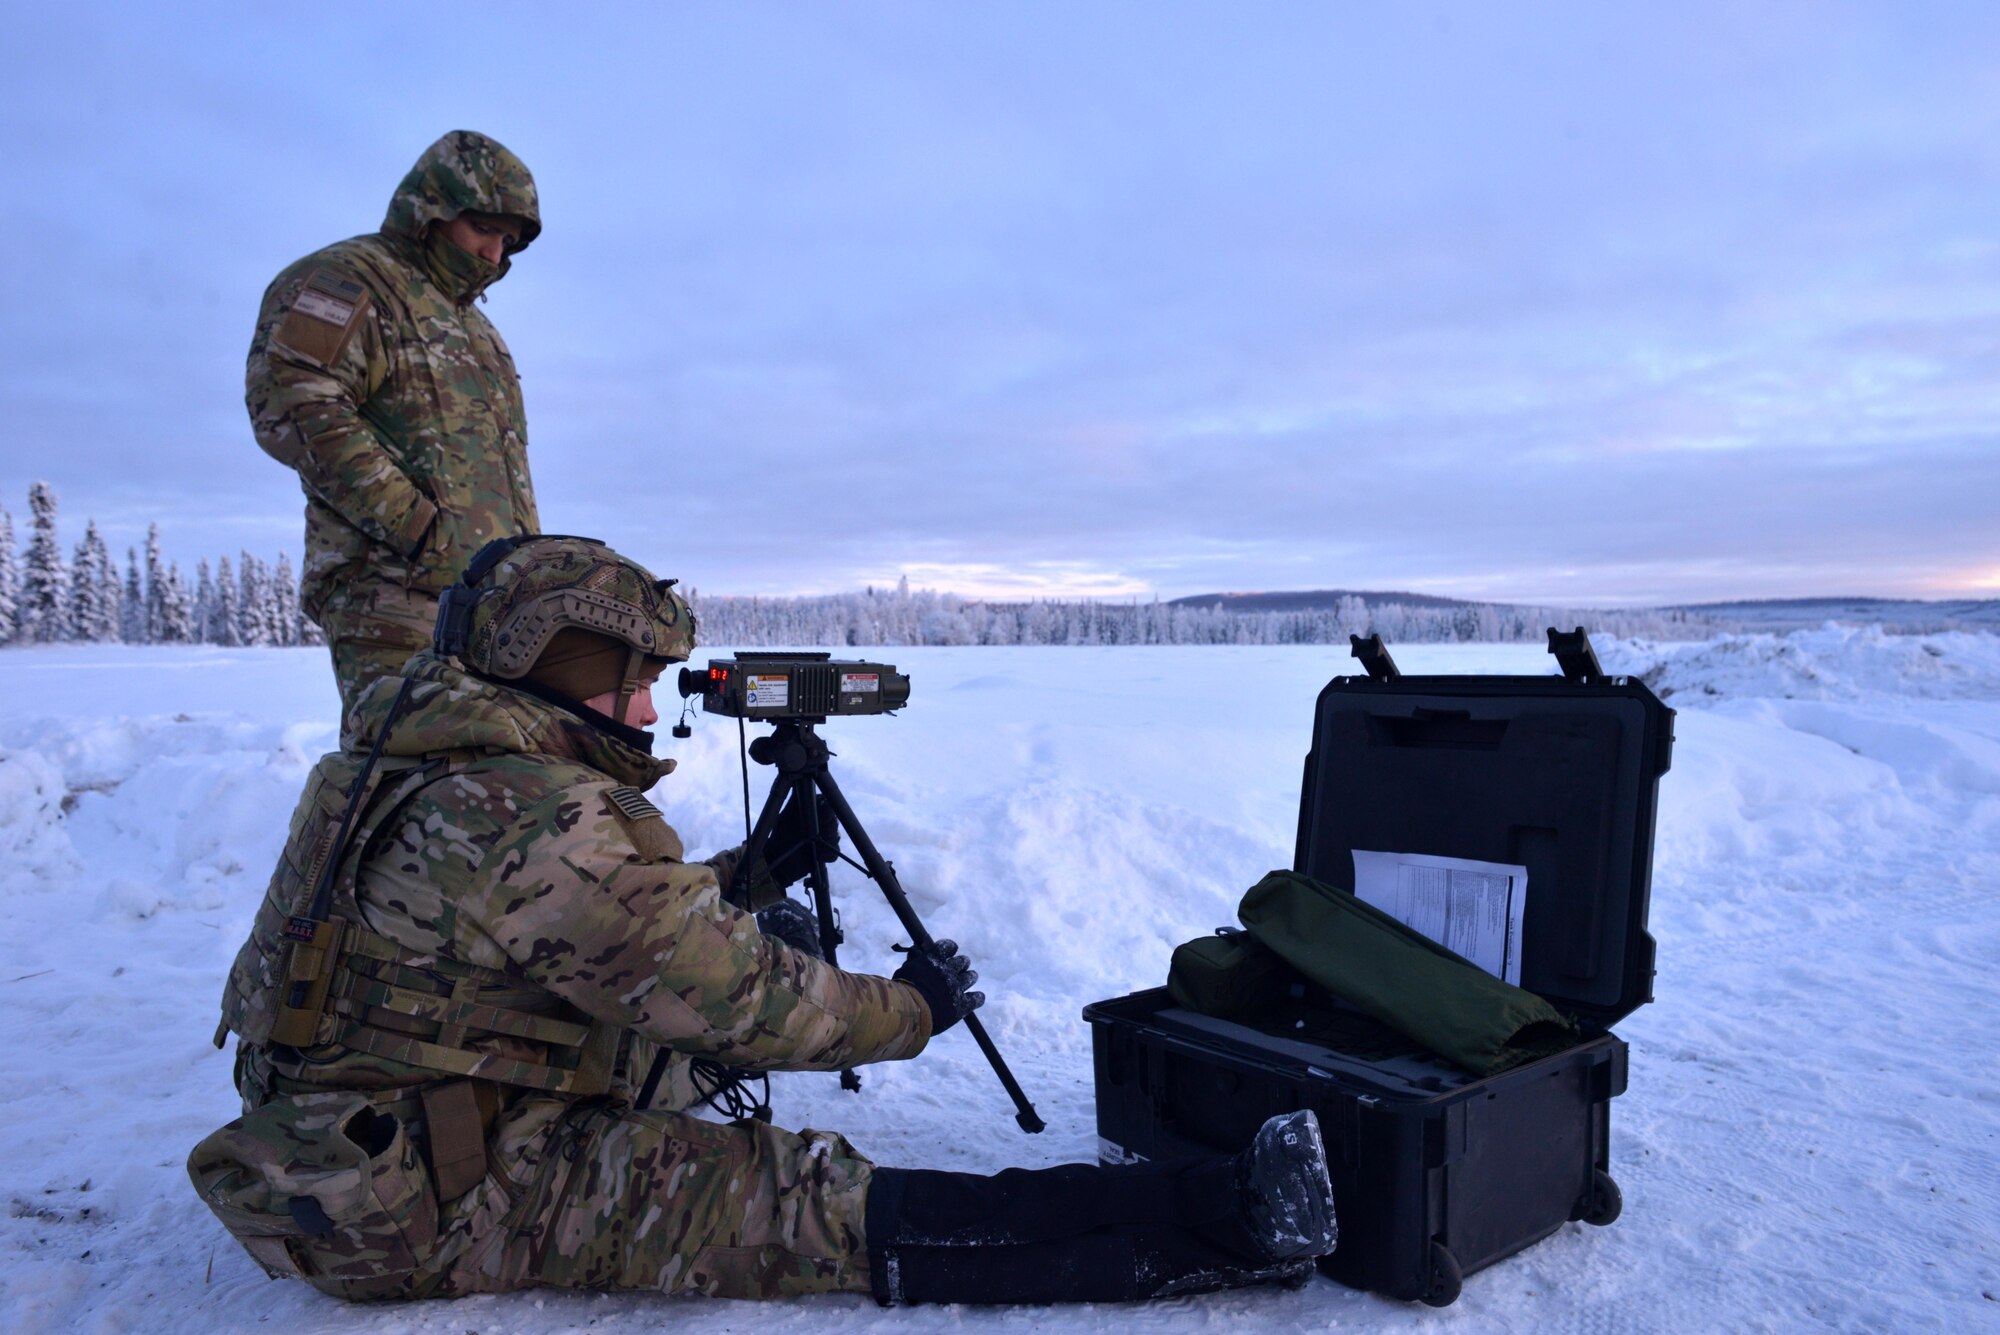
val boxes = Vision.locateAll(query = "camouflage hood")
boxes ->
[381,130,541,292]
[348,651,672,791]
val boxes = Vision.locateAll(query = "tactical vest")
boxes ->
[215,749,619,1100]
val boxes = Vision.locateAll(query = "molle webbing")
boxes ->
[268,755,437,1047]
[320,931,615,1095]
[336,941,593,1047]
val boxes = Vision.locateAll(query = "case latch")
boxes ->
[1349,633,1402,682]
[1546,627,1604,684]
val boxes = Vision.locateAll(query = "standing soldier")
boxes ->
[246,130,540,725]
[190,535,1337,1306]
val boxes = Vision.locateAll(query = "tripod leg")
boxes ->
[732,768,801,906]
[812,769,1045,1134]
[797,787,863,1091]
[799,784,843,964]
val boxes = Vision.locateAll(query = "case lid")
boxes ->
[1292,666,1673,1030]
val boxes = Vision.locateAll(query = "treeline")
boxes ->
[0,482,320,648]
[688,578,1725,647]
[0,481,1725,652]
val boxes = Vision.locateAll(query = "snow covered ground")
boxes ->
[1,628,1996,1333]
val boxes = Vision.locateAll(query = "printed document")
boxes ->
[1351,850,1528,985]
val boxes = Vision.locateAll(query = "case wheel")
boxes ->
[1579,1169,1623,1227]
[1418,1240,1463,1307]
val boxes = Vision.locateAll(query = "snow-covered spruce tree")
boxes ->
[0,509,17,646]
[236,552,269,646]
[260,555,287,645]
[64,535,93,643]
[20,482,67,643]
[158,563,195,644]
[193,560,215,643]
[66,520,119,643]
[212,556,240,647]
[90,523,120,641]
[122,548,145,642]
[260,554,284,645]
[272,552,301,647]
[144,523,167,642]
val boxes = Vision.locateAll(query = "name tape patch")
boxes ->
[291,289,356,326]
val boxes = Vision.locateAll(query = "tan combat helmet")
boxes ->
[434,535,695,725]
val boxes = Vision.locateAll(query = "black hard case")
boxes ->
[1082,665,1674,1306]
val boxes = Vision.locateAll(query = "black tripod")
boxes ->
[730,719,1045,1133]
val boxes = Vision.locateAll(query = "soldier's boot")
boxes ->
[866,1110,1337,1305]
[1239,1109,1340,1261]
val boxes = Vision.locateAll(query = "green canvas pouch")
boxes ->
[1167,929,1303,1020]
[1237,868,1581,1075]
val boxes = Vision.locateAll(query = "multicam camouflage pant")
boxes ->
[437,1099,875,1300]
[317,581,438,723]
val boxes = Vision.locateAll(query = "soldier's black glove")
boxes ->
[892,939,984,1036]
[763,792,842,891]
[754,898,825,961]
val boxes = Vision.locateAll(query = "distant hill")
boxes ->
[1169,590,2000,631]
[1167,589,1474,612]
[1666,598,2000,631]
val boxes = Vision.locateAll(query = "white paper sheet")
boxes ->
[1351,849,1529,984]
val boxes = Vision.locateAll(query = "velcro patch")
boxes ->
[605,786,681,864]
[306,269,366,301]
[273,267,371,369]
[607,787,662,823]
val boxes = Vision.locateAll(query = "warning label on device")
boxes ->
[746,674,790,708]
[840,673,880,693]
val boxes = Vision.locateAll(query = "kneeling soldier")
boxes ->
[190,535,1337,1305]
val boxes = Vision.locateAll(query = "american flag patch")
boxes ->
[607,786,662,823]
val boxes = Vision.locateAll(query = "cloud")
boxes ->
[4,3,1999,605]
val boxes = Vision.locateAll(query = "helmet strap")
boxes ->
[612,645,646,727]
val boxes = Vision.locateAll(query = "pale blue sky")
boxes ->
[2,2,1997,604]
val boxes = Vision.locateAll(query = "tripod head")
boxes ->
[746,718,831,771]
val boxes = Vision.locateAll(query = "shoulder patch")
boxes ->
[305,269,366,302]
[606,786,661,823]
[273,267,372,368]
[604,786,682,864]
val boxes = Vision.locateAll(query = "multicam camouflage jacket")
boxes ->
[201,652,929,1295]
[220,651,932,1104]
[246,131,541,621]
